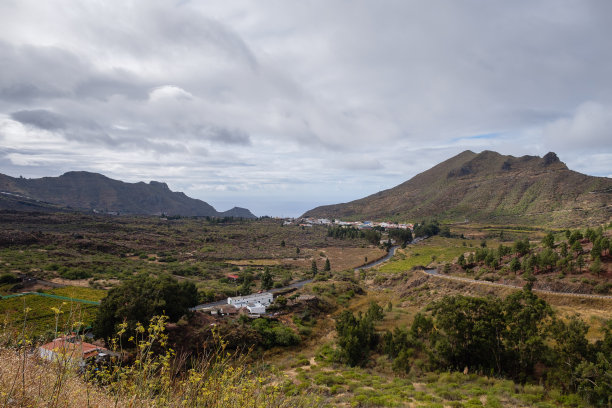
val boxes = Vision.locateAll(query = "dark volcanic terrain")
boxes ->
[0,171,255,218]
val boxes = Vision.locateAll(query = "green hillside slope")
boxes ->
[304,150,612,226]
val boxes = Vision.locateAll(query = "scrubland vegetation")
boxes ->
[0,314,320,407]
[1,212,611,407]
[448,225,612,295]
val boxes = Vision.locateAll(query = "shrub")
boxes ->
[59,268,92,280]
[250,318,300,348]
[94,274,198,340]
[593,283,612,294]
[0,273,20,284]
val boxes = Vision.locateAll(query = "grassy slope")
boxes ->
[377,236,473,272]
[269,230,611,407]
[289,360,582,407]
[304,150,612,226]
[270,270,609,407]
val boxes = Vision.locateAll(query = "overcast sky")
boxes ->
[1,1,611,217]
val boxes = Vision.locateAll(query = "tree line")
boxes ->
[458,227,611,281]
[327,219,445,248]
[327,226,381,245]
[334,288,611,406]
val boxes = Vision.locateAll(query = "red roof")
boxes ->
[227,274,239,279]
[40,335,106,359]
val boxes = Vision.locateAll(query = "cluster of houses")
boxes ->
[282,217,414,231]
[37,293,277,366]
[38,293,277,365]
[204,291,274,316]
[38,289,318,367]
[227,292,273,314]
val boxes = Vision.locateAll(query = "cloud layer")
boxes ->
[1,1,611,216]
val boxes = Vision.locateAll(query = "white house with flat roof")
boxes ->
[246,302,266,315]
[227,292,273,308]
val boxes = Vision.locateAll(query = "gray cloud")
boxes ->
[74,73,150,101]
[0,0,611,216]
[0,41,83,103]
[542,102,612,150]
[0,83,67,103]
[11,109,66,130]
[10,109,116,146]
[202,126,251,146]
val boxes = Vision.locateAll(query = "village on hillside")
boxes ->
[282,217,414,231]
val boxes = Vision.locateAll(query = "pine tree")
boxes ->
[458,254,466,269]
[590,257,602,277]
[324,258,331,271]
[560,242,568,258]
[510,257,521,274]
[311,260,318,277]
[601,237,610,256]
[543,232,555,249]
[261,267,273,290]
[591,238,602,260]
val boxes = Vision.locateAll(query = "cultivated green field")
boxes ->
[0,287,105,338]
[377,237,476,272]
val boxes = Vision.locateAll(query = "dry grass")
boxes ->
[0,315,322,408]
[48,278,91,287]
[0,348,119,407]
[227,246,386,273]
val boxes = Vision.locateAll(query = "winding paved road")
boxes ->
[355,246,399,271]
[192,245,402,311]
[192,239,611,312]
[422,269,612,300]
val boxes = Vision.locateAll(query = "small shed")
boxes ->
[218,305,239,315]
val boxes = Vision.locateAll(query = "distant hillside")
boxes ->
[304,150,612,226]
[0,171,256,218]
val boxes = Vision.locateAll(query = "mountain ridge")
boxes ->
[0,171,256,218]
[303,150,612,226]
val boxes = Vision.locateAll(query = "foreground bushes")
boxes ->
[0,315,320,408]
[332,288,610,406]
[381,288,612,406]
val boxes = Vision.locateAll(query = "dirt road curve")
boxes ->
[422,269,612,300]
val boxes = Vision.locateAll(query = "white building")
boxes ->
[246,302,266,314]
[227,292,273,308]
[39,335,109,363]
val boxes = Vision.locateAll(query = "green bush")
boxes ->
[593,282,612,294]
[94,274,198,339]
[0,273,20,284]
[59,268,92,280]
[250,318,300,348]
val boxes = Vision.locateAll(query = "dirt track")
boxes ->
[422,269,612,300]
